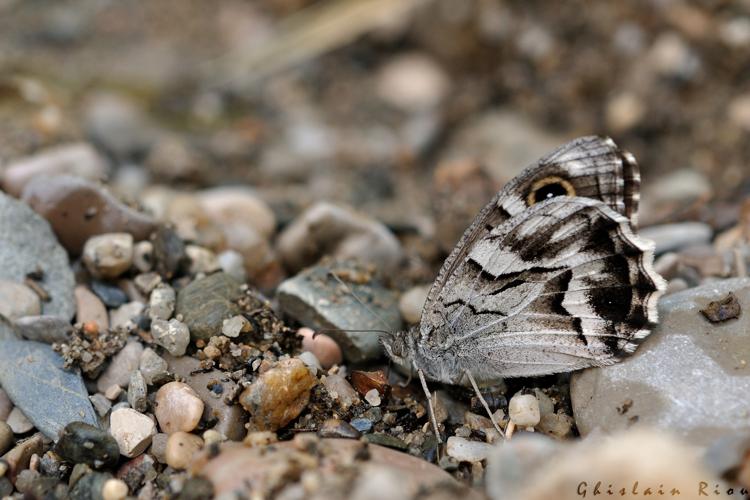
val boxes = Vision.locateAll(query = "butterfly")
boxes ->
[380,136,666,438]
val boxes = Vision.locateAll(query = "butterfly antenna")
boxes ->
[328,270,393,332]
[313,328,392,339]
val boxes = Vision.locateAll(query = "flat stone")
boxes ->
[571,278,750,445]
[0,281,40,320]
[13,315,72,344]
[277,262,402,362]
[21,175,157,256]
[139,348,168,385]
[322,374,360,409]
[1,142,108,197]
[318,419,361,439]
[176,272,242,341]
[75,285,109,331]
[97,341,144,393]
[239,358,317,432]
[164,354,246,441]
[54,422,120,469]
[109,408,156,457]
[0,192,75,319]
[154,382,204,434]
[0,339,98,439]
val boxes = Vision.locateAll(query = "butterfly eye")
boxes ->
[526,176,576,206]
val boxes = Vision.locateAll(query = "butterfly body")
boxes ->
[382,136,666,387]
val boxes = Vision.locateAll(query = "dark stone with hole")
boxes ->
[701,292,741,323]
[55,422,120,469]
[90,281,128,308]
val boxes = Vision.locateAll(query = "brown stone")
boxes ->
[350,370,389,398]
[2,432,43,481]
[154,382,204,434]
[21,175,157,255]
[239,359,317,432]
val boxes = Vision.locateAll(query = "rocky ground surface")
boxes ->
[1,1,750,499]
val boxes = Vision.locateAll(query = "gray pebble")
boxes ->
[127,370,148,413]
[54,422,119,469]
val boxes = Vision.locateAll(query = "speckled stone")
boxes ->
[175,272,242,341]
[154,382,204,434]
[55,422,120,469]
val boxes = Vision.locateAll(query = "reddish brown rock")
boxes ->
[350,370,389,398]
[21,175,157,255]
[2,432,43,482]
[239,358,317,432]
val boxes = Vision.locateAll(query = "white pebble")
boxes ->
[446,436,492,462]
[109,408,156,457]
[364,388,381,407]
[298,351,322,375]
[221,315,250,338]
[218,250,246,282]
[133,241,154,272]
[149,284,175,320]
[83,233,134,279]
[151,318,190,356]
[508,393,541,427]
[101,478,129,500]
[186,244,220,275]
[398,285,429,324]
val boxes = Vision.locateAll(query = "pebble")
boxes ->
[150,318,190,357]
[139,348,168,385]
[350,418,373,434]
[508,393,541,428]
[1,142,108,197]
[0,389,11,420]
[322,374,360,409]
[97,341,144,393]
[13,315,69,344]
[298,351,322,374]
[537,412,574,439]
[109,301,144,330]
[149,284,177,320]
[277,263,402,362]
[90,281,129,309]
[639,222,713,254]
[134,272,162,295]
[364,389,382,407]
[375,52,450,112]
[151,226,187,280]
[299,327,343,369]
[101,478,129,500]
[221,314,250,338]
[277,202,404,274]
[109,408,156,457]
[0,422,13,455]
[486,431,720,500]
[21,175,157,255]
[83,233,134,279]
[194,438,471,498]
[398,285,429,324]
[185,245,221,275]
[115,453,156,493]
[83,93,154,160]
[149,433,169,463]
[7,407,34,434]
[203,429,224,446]
[132,241,154,273]
[239,358,317,432]
[0,281,41,320]
[364,433,408,451]
[2,432,43,481]
[351,370,389,397]
[571,278,750,445]
[127,370,148,412]
[90,394,112,417]
[446,436,492,463]
[217,250,246,283]
[198,187,276,240]
[54,422,120,469]
[176,272,242,341]
[75,285,109,331]
[0,193,75,319]
[0,340,98,439]
[165,354,247,441]
[165,431,204,470]
[318,419,361,439]
[154,382,205,434]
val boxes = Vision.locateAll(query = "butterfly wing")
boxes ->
[417,137,663,383]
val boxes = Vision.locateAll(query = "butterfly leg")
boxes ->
[465,370,505,439]
[415,363,441,444]
[397,364,413,388]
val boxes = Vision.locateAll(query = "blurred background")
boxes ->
[1,0,748,271]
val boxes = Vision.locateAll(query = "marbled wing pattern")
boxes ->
[410,136,665,385]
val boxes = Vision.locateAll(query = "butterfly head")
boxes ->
[380,328,418,368]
